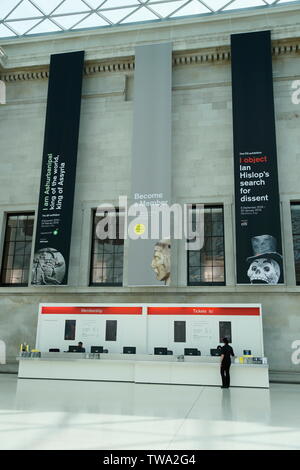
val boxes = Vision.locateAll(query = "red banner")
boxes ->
[147,307,260,316]
[41,306,142,315]
[41,305,260,316]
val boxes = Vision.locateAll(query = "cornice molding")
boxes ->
[0,38,299,83]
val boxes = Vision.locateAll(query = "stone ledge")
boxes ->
[1,37,300,83]
[0,285,300,295]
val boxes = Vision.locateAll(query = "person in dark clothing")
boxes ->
[220,337,234,388]
[77,341,85,353]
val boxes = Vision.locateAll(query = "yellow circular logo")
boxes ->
[134,223,145,235]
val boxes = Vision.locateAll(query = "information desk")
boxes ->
[17,353,269,388]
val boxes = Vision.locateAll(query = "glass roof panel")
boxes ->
[27,18,62,34]
[30,0,65,15]
[0,0,23,20]
[100,7,138,23]
[101,0,141,7]
[54,0,91,15]
[146,0,189,17]
[9,18,42,34]
[0,23,17,37]
[84,0,106,7]
[205,0,234,10]
[0,0,299,39]
[71,12,110,29]
[8,0,42,19]
[55,13,90,29]
[171,0,211,16]
[120,6,160,22]
[223,0,266,10]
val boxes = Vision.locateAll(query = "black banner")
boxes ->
[231,31,283,285]
[32,51,84,286]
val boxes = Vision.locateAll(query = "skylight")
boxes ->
[0,0,298,39]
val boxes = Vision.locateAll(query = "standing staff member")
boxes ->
[77,341,85,352]
[220,337,234,389]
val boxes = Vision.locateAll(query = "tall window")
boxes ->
[291,203,300,285]
[90,209,124,286]
[1,213,34,286]
[187,205,225,285]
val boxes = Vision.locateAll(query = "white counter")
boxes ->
[17,353,269,388]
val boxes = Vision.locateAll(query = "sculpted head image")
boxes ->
[151,239,171,286]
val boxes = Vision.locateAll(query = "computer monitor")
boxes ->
[210,348,221,356]
[184,348,199,356]
[91,346,104,353]
[252,357,262,364]
[154,347,168,355]
[49,348,60,352]
[68,345,80,352]
[123,346,136,354]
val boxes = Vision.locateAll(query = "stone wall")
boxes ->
[0,4,300,377]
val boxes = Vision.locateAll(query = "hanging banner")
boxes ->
[31,51,84,286]
[231,31,284,285]
[127,42,172,286]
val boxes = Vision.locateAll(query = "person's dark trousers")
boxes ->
[220,363,231,388]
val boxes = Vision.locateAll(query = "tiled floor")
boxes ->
[0,373,299,450]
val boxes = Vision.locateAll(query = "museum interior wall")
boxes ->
[0,4,300,379]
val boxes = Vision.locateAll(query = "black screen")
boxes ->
[243,349,252,355]
[91,346,104,353]
[174,321,186,343]
[154,347,168,355]
[211,348,221,356]
[123,347,136,354]
[219,321,232,343]
[184,348,199,356]
[64,320,76,340]
[105,320,117,341]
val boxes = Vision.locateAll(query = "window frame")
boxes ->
[89,208,124,287]
[290,201,300,286]
[0,211,35,287]
[186,204,226,286]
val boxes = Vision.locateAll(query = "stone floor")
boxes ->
[0,373,299,450]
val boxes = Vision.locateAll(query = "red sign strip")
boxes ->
[41,306,142,315]
[147,307,260,316]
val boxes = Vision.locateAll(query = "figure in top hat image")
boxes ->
[246,234,283,284]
